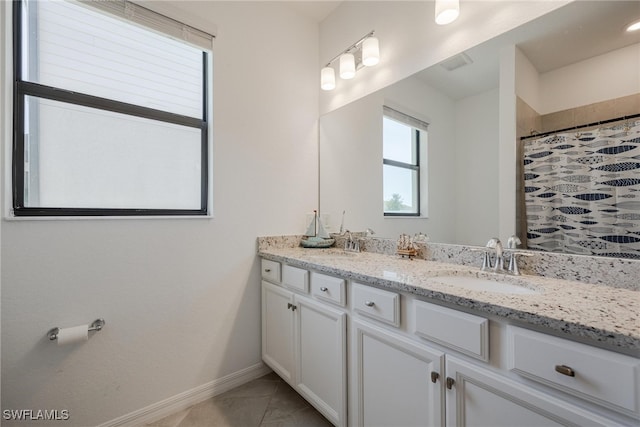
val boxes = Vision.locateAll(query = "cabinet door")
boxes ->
[296,295,347,427]
[261,280,295,385]
[351,319,445,427]
[445,356,618,427]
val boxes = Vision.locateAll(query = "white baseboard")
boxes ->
[99,362,272,427]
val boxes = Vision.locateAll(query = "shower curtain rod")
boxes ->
[520,113,640,141]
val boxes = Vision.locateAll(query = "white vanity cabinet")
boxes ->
[412,301,626,427]
[262,280,295,384]
[260,256,639,427]
[507,325,640,419]
[350,318,445,427]
[445,356,617,427]
[261,261,347,427]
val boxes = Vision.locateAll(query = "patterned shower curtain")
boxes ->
[523,119,640,259]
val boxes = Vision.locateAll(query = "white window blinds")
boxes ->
[383,106,430,133]
[77,0,215,50]
[30,0,207,117]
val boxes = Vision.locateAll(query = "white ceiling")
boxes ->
[282,1,342,22]
[415,1,640,100]
[517,1,640,73]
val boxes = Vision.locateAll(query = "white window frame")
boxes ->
[3,0,215,219]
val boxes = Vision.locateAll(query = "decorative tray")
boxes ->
[300,237,336,248]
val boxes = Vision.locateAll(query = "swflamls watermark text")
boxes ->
[3,409,70,421]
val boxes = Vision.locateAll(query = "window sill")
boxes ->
[4,213,214,221]
[384,215,429,219]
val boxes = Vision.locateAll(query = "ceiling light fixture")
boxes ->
[626,19,640,32]
[435,0,460,25]
[320,30,379,91]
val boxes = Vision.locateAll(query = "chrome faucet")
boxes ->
[344,231,360,252]
[478,236,531,275]
[485,238,504,272]
[506,235,521,274]
[505,235,532,275]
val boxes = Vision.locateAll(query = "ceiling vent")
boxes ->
[439,52,473,71]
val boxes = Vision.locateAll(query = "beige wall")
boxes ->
[1,2,319,425]
[540,93,640,133]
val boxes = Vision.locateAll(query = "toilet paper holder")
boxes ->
[47,318,106,341]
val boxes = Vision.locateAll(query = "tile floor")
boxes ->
[144,372,333,427]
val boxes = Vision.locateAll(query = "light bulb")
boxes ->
[339,53,356,79]
[626,20,640,32]
[435,0,459,25]
[362,36,380,66]
[320,66,336,91]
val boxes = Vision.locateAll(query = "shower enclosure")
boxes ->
[522,116,640,259]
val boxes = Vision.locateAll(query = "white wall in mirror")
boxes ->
[538,44,640,113]
[320,73,500,242]
[455,88,500,245]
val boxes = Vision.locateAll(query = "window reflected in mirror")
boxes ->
[382,110,426,216]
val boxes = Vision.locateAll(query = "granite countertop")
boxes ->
[258,246,640,356]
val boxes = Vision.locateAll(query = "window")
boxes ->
[12,0,213,216]
[383,106,428,216]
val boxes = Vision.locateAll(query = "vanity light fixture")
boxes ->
[362,36,380,66]
[320,30,379,91]
[340,53,356,79]
[435,0,460,25]
[321,66,336,91]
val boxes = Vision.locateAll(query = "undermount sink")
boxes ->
[429,275,540,295]
[306,250,359,260]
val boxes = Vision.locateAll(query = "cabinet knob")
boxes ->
[287,303,293,310]
[430,372,440,383]
[264,268,272,273]
[446,377,455,390]
[320,287,328,292]
[364,301,375,307]
[554,365,575,377]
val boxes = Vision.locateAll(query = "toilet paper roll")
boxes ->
[57,324,89,346]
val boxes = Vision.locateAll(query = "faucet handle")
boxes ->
[506,250,533,275]
[471,247,493,270]
[507,235,521,249]
[486,237,501,248]
[485,238,505,271]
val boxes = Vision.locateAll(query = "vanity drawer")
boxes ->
[414,300,489,361]
[352,282,400,327]
[261,259,281,283]
[311,272,346,307]
[282,265,309,293]
[507,326,640,416]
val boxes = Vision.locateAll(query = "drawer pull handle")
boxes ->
[364,301,375,307]
[430,372,440,383]
[264,268,271,272]
[555,365,575,377]
[320,287,328,292]
[446,377,455,390]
